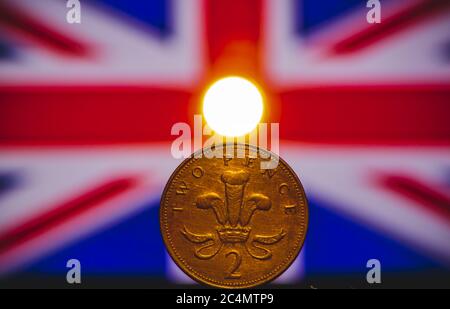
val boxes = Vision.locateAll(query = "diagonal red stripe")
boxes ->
[379,173,450,222]
[331,0,450,55]
[0,2,91,57]
[0,177,137,255]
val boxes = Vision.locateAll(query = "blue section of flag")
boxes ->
[0,172,20,198]
[446,168,450,186]
[442,40,450,63]
[295,0,363,36]
[305,196,443,275]
[23,194,445,280]
[94,0,172,37]
[0,40,15,60]
[24,201,166,276]
[295,0,393,36]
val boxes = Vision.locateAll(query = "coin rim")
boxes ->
[159,143,309,289]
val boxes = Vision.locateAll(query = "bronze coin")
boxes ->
[160,143,308,288]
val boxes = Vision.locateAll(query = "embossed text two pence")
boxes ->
[160,144,308,288]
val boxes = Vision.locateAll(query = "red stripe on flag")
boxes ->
[206,0,262,68]
[1,85,450,145]
[0,1,449,145]
[0,177,137,255]
[331,0,450,55]
[276,85,450,144]
[0,86,194,144]
[380,174,450,222]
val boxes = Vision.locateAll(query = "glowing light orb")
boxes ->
[203,77,264,137]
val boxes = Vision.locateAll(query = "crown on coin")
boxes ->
[218,225,251,243]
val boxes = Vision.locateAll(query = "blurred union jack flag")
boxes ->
[0,0,449,287]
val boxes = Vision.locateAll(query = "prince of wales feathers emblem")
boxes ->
[181,170,286,278]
